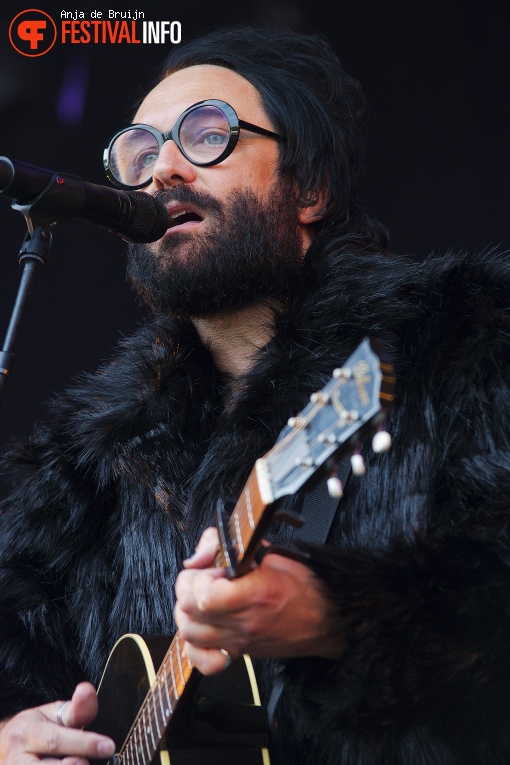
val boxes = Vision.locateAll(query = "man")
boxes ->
[1,25,510,765]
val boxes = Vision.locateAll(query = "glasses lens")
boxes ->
[179,105,231,163]
[109,127,160,187]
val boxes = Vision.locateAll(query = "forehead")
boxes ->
[134,64,268,127]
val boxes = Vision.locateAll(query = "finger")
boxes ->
[33,687,115,759]
[175,603,229,649]
[175,567,226,614]
[5,717,116,762]
[183,527,219,568]
[65,682,99,729]
[191,568,268,616]
[184,641,234,676]
[176,569,248,621]
[43,683,97,731]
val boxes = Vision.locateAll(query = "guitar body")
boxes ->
[89,633,270,765]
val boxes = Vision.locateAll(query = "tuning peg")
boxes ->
[318,433,337,445]
[372,430,392,453]
[350,453,366,476]
[327,476,344,498]
[310,391,329,404]
[299,456,314,467]
[333,367,352,380]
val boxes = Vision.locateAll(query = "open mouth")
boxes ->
[168,210,203,228]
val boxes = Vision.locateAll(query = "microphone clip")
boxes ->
[12,171,85,242]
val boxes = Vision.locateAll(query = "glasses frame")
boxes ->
[103,98,284,190]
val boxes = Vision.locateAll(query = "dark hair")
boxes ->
[162,26,389,252]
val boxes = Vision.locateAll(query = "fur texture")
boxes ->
[1,242,510,764]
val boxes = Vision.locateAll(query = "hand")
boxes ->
[0,682,115,764]
[175,527,339,675]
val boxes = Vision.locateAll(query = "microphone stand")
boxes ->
[0,176,80,407]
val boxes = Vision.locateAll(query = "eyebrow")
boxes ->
[121,127,152,144]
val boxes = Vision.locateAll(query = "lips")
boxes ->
[166,204,204,229]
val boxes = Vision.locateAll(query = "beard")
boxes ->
[126,178,305,318]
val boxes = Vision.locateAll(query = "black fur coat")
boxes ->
[1,242,510,765]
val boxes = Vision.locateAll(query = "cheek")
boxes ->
[234,165,279,203]
[196,145,280,200]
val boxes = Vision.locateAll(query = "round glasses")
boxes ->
[103,99,284,189]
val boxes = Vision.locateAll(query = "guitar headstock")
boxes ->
[216,337,395,578]
[256,337,395,504]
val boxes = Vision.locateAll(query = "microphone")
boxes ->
[0,156,170,243]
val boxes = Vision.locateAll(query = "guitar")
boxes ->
[89,337,395,765]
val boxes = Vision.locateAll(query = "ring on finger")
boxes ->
[220,648,232,669]
[56,700,71,727]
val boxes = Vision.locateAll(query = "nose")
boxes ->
[150,138,197,190]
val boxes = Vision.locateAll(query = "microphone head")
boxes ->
[121,192,170,243]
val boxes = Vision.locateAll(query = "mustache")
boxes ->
[153,186,223,216]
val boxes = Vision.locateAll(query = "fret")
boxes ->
[175,633,189,686]
[141,710,151,762]
[146,708,157,752]
[169,646,180,698]
[122,737,130,765]
[171,645,182,697]
[126,737,137,765]
[162,658,174,716]
[233,509,245,554]
[245,485,255,529]
[121,743,132,765]
[175,639,184,685]
[151,686,162,740]
[133,721,143,765]
[157,673,167,726]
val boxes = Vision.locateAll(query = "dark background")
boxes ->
[0,0,508,457]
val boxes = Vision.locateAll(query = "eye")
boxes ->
[204,132,226,146]
[183,127,229,155]
[191,128,228,148]
[140,151,158,167]
[134,150,158,174]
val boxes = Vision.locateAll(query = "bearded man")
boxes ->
[1,26,510,765]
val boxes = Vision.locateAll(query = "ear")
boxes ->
[298,188,327,225]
